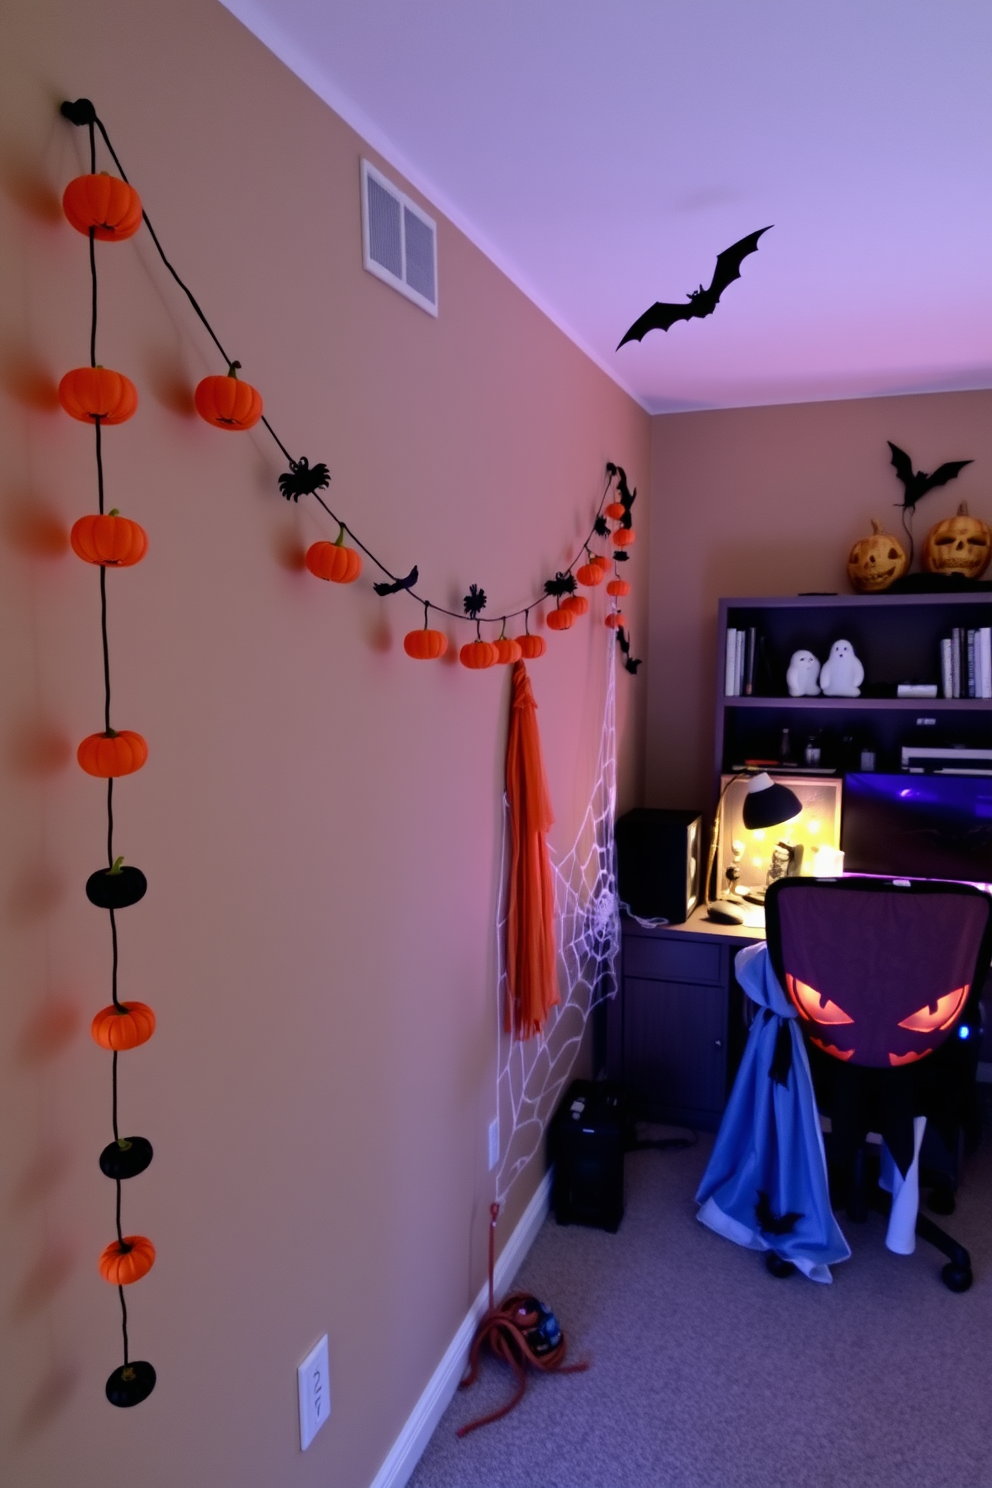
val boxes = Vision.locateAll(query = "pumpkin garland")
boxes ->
[61,95,644,676]
[60,100,157,1408]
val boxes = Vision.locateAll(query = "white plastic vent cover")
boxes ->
[361,160,438,316]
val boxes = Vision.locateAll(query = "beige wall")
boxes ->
[0,4,651,1485]
[647,390,992,810]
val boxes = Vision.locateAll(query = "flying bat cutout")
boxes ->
[373,566,418,597]
[617,227,772,349]
[887,441,973,564]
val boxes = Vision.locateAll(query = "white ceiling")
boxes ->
[222,0,991,413]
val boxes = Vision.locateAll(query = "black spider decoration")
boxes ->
[543,571,578,600]
[463,584,487,618]
[278,457,331,502]
[616,627,642,675]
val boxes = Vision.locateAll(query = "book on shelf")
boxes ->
[724,626,762,697]
[939,626,991,699]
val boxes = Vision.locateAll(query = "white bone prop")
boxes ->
[820,639,864,697]
[786,649,822,697]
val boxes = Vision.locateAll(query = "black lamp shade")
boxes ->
[742,776,803,830]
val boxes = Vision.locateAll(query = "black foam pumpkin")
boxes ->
[99,1136,153,1180]
[105,1360,156,1408]
[86,859,147,909]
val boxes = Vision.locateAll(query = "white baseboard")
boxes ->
[368,1168,554,1488]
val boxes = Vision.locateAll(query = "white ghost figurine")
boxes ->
[820,639,864,697]
[786,650,821,697]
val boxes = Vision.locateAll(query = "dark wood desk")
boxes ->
[607,908,761,1130]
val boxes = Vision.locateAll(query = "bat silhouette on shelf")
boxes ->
[754,1190,802,1237]
[278,457,330,502]
[617,227,772,348]
[888,441,973,563]
[616,627,641,675]
[373,566,418,597]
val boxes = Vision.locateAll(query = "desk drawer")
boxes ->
[623,936,723,986]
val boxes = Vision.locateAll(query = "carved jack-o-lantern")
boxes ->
[921,503,991,581]
[846,519,909,593]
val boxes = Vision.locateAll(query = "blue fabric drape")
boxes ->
[696,941,851,1283]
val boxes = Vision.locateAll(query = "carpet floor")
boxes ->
[409,1112,992,1488]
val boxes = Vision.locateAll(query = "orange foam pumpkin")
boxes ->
[576,562,605,587]
[305,533,362,584]
[607,577,631,597]
[194,362,263,431]
[605,612,625,630]
[612,527,636,548]
[604,501,625,521]
[404,627,448,659]
[63,174,143,241]
[98,1235,155,1286]
[494,636,523,664]
[77,729,147,778]
[517,634,546,659]
[546,608,574,632]
[58,366,137,425]
[91,1000,156,1052]
[561,594,589,617]
[70,511,147,567]
[460,639,498,669]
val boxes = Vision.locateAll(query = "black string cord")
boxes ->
[80,120,134,1373]
[70,103,630,633]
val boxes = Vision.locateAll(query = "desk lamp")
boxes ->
[705,771,802,925]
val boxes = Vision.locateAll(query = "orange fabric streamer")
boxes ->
[505,660,559,1039]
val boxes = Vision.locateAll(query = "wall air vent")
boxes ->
[361,159,438,316]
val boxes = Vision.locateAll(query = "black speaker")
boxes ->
[615,807,703,924]
[551,1080,625,1232]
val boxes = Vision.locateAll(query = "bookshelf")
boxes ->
[714,592,992,781]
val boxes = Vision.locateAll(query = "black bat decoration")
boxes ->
[613,549,630,564]
[617,227,772,348]
[755,1190,803,1237]
[887,441,972,565]
[594,515,610,539]
[887,442,972,512]
[278,457,331,502]
[463,584,487,618]
[607,462,637,527]
[616,628,642,674]
[544,571,578,599]
[373,566,418,597]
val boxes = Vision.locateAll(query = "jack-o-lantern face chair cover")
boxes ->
[697,877,991,1282]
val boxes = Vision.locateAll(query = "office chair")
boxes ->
[765,875,992,1292]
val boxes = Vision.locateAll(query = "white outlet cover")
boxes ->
[298,1334,330,1451]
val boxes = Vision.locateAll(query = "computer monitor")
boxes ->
[841,773,992,887]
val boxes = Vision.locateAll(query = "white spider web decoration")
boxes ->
[494,634,620,1204]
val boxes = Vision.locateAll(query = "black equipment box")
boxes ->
[550,1080,625,1232]
[615,808,703,924]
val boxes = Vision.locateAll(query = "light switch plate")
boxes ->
[298,1334,330,1450]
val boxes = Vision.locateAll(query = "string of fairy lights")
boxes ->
[59,98,643,674]
[55,96,644,1409]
